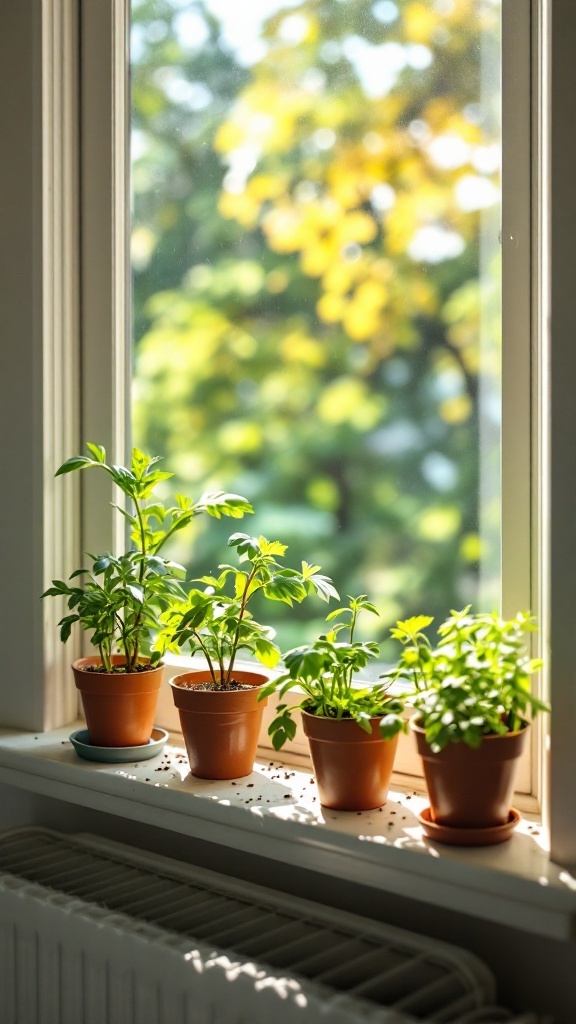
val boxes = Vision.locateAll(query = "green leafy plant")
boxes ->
[42,444,253,672]
[157,532,338,687]
[385,607,549,752]
[261,595,406,750]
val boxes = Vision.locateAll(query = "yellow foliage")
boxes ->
[443,112,482,146]
[446,323,480,373]
[328,167,369,209]
[408,278,439,315]
[317,292,346,324]
[418,507,461,542]
[218,190,261,229]
[404,2,437,44]
[262,206,308,252]
[322,261,361,295]
[306,477,339,512]
[301,241,335,277]
[218,420,263,454]
[323,379,384,428]
[343,302,383,342]
[213,119,245,153]
[460,533,484,562]
[247,174,289,202]
[317,377,368,425]
[227,331,257,360]
[354,279,388,311]
[422,98,458,133]
[280,331,326,368]
[334,211,378,247]
[440,394,473,423]
[263,198,340,255]
[385,197,419,254]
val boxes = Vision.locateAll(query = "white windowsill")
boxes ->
[0,724,574,942]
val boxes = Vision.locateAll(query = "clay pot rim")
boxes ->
[170,669,269,694]
[301,708,390,724]
[72,655,164,676]
[409,712,529,742]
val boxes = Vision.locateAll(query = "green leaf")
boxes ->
[55,456,94,476]
[58,614,79,643]
[268,709,297,750]
[350,711,373,734]
[112,503,139,528]
[93,556,112,574]
[234,572,248,599]
[228,533,261,558]
[199,491,254,519]
[305,570,339,603]
[325,606,352,622]
[254,638,280,668]
[263,574,307,606]
[258,537,288,557]
[380,714,403,740]
[85,443,106,463]
[142,503,166,523]
[42,584,70,598]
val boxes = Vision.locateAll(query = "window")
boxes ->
[3,0,576,864]
[129,0,504,659]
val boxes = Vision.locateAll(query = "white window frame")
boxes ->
[2,0,575,864]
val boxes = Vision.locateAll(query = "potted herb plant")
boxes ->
[386,609,549,841]
[157,532,338,779]
[42,443,252,748]
[260,596,406,811]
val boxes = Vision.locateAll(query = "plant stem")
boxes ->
[128,495,147,670]
[115,611,131,666]
[99,644,107,671]
[224,566,257,687]
[153,507,198,555]
[191,631,217,684]
[349,604,357,645]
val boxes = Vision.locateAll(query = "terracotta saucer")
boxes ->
[417,806,521,847]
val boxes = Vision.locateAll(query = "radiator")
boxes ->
[0,827,539,1024]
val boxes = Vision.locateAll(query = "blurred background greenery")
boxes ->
[130,0,501,657]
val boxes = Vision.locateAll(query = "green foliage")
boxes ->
[43,444,253,672]
[156,532,338,687]
[261,596,406,750]
[385,607,549,752]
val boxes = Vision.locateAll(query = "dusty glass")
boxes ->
[130,0,502,654]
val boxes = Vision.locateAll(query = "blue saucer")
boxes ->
[69,727,168,763]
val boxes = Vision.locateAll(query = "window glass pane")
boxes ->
[130,0,501,655]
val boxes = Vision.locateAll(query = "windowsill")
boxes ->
[0,723,573,942]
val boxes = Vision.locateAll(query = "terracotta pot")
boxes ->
[411,716,528,829]
[170,670,269,779]
[72,655,164,748]
[302,711,400,811]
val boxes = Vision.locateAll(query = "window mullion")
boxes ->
[546,0,576,868]
[501,0,533,623]
[80,0,130,563]
[43,0,83,729]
